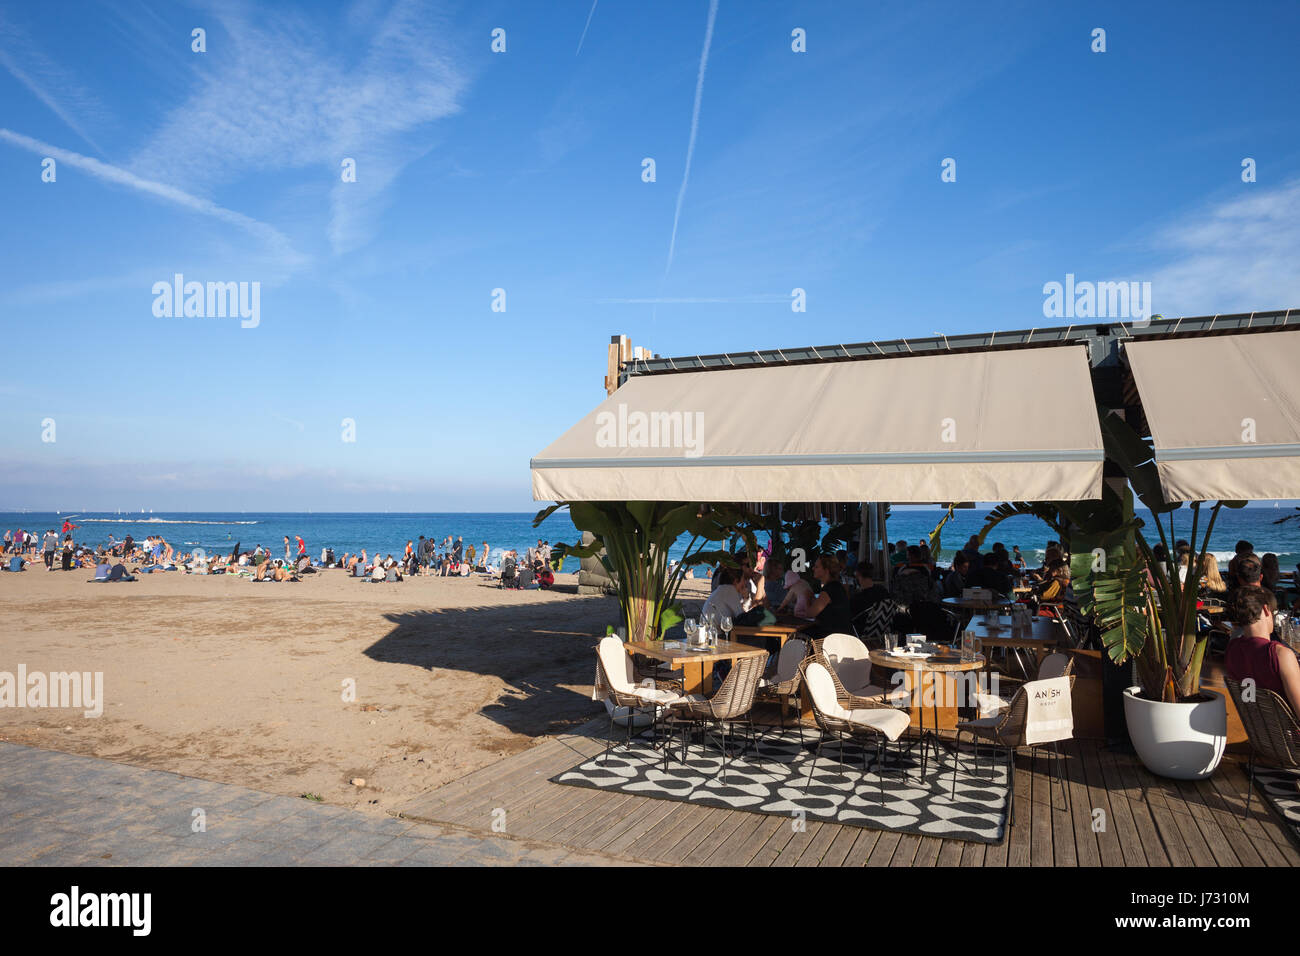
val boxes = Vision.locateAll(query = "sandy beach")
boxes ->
[0,568,708,814]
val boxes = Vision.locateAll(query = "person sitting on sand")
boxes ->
[106,562,135,582]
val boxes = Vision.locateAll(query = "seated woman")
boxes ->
[1033,559,1072,604]
[1225,585,1300,717]
[762,557,787,609]
[806,554,852,639]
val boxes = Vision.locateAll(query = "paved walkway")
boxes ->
[0,743,639,866]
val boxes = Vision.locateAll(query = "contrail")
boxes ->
[664,0,718,278]
[0,128,303,265]
[575,0,598,55]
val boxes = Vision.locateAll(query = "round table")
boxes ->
[868,648,987,731]
[941,596,1018,612]
[868,648,987,775]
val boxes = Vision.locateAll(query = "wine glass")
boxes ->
[683,618,698,645]
[719,614,733,644]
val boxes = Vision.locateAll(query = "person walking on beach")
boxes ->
[283,536,292,563]
[61,534,74,571]
[296,535,306,559]
[42,529,58,570]
[481,542,490,570]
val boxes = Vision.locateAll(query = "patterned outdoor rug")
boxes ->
[1251,766,1300,845]
[553,729,1010,844]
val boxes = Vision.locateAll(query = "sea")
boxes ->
[4,505,1300,571]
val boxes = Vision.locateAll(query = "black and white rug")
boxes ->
[1251,766,1300,845]
[553,729,1009,844]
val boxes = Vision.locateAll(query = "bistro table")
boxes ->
[625,639,768,697]
[867,647,987,732]
[941,595,1019,613]
[730,617,812,652]
[966,614,1064,677]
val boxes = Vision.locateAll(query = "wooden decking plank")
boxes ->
[817,825,863,867]
[598,799,681,855]
[1109,746,1189,866]
[1005,749,1032,867]
[794,821,842,867]
[913,835,946,867]
[1077,738,1137,867]
[706,812,773,866]
[841,827,881,867]
[681,806,754,865]
[935,837,965,866]
[1176,775,1261,867]
[1030,750,1057,866]
[657,807,735,865]
[772,820,822,866]
[627,801,713,860]
[1205,758,1297,867]
[533,788,631,845]
[1096,743,1167,866]
[722,815,787,867]
[1148,773,1233,866]
[750,814,801,866]
[550,791,640,847]
[1062,742,1101,867]
[864,830,903,867]
[959,839,987,866]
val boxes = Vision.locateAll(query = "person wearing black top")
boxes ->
[850,563,891,617]
[808,554,852,638]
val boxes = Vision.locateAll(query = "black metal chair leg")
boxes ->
[1244,752,1256,820]
[804,734,823,792]
[950,729,961,799]
[877,738,886,803]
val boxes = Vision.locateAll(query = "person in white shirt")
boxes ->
[702,568,746,621]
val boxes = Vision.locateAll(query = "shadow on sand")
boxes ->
[364,587,618,739]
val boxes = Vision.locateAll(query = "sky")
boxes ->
[1,0,1298,512]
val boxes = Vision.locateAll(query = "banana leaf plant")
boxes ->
[1083,411,1245,701]
[534,501,754,643]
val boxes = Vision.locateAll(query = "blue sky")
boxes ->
[1,0,1298,512]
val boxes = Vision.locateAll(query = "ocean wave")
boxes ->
[75,518,259,525]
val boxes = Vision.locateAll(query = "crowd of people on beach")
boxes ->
[1,524,559,590]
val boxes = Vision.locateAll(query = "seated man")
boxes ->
[850,563,891,617]
[701,568,745,621]
[106,562,135,582]
[942,553,969,600]
[1225,585,1300,717]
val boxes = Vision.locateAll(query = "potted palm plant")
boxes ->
[1084,412,1245,779]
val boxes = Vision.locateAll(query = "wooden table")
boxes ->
[867,648,987,731]
[941,596,1018,612]
[730,619,811,652]
[625,639,768,697]
[966,614,1063,676]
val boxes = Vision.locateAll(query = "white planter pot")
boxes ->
[1123,686,1227,780]
[604,697,653,728]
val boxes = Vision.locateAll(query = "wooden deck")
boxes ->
[397,719,1300,866]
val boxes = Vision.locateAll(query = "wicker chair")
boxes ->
[665,653,766,784]
[1225,677,1300,819]
[812,634,910,709]
[799,658,912,800]
[975,652,1074,717]
[594,637,684,765]
[755,638,807,739]
[852,599,902,649]
[953,672,1075,818]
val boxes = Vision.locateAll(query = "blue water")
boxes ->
[3,505,1299,570]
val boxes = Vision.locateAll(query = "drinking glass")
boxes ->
[720,614,733,644]
[684,618,698,645]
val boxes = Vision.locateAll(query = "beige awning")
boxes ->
[532,345,1104,503]
[1125,330,1300,501]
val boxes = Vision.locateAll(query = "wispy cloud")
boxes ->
[1148,180,1300,316]
[665,0,719,278]
[0,10,110,155]
[576,0,599,55]
[0,128,303,267]
[127,0,467,254]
